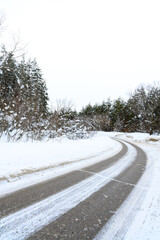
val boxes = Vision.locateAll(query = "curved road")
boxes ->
[0,139,147,240]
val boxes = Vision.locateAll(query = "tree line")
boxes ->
[0,46,89,140]
[0,46,160,141]
[80,84,160,134]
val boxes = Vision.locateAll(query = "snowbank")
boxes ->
[105,131,160,144]
[94,132,160,240]
[0,132,120,196]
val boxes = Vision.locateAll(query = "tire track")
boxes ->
[0,140,126,218]
[28,141,147,240]
[94,143,150,240]
[0,141,136,240]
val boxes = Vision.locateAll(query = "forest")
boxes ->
[0,46,160,141]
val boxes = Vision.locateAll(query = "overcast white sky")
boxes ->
[1,0,160,110]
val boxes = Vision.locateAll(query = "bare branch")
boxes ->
[9,34,27,58]
[0,12,6,35]
[0,33,27,69]
[54,98,74,113]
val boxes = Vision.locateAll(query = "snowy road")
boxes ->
[0,139,147,240]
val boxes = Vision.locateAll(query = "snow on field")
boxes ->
[0,132,121,196]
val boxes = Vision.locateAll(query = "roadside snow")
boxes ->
[0,142,136,240]
[94,132,160,240]
[1,131,160,239]
[124,144,160,240]
[0,132,120,196]
[106,131,160,144]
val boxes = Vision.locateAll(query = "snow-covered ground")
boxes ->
[0,131,160,239]
[95,132,160,240]
[0,132,121,196]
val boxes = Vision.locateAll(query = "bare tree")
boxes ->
[53,98,75,113]
[0,12,26,69]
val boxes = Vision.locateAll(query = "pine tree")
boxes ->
[0,46,20,135]
[0,46,49,139]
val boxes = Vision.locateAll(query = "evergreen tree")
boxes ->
[0,46,49,139]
